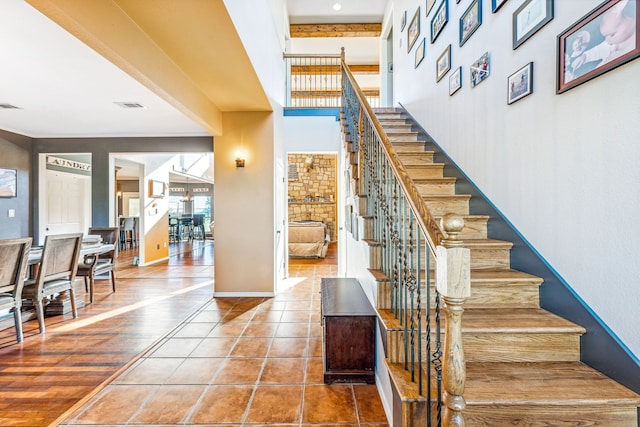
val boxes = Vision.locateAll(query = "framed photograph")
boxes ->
[415,38,426,67]
[558,0,639,94]
[0,168,17,198]
[508,62,534,103]
[449,66,462,95]
[513,0,554,49]
[492,0,508,13]
[426,0,437,16]
[408,7,421,52]
[470,51,490,87]
[431,0,448,43]
[401,10,407,31]
[460,0,482,46]
[436,44,451,81]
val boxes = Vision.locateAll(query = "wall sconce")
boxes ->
[235,157,245,168]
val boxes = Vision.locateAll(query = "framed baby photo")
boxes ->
[436,44,451,81]
[508,62,533,104]
[470,52,490,87]
[460,0,482,46]
[449,66,462,95]
[557,0,639,94]
[431,0,448,43]
[512,0,554,49]
[408,7,421,52]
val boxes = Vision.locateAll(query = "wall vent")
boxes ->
[114,102,147,109]
[0,103,21,109]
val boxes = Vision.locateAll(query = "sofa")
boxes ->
[288,221,329,258]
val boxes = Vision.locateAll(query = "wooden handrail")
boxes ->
[340,61,446,254]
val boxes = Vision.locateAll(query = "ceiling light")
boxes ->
[114,102,147,109]
[332,2,341,11]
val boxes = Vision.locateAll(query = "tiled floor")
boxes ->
[60,264,389,426]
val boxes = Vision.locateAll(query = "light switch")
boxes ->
[8,209,15,218]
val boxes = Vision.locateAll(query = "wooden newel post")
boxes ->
[435,214,471,427]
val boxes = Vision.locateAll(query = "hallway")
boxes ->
[0,241,388,426]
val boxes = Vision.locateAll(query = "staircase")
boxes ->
[358,108,640,426]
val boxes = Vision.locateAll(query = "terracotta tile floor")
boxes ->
[60,263,389,426]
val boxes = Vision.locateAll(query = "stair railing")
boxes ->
[341,58,471,427]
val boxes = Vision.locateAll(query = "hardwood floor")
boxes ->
[0,240,387,426]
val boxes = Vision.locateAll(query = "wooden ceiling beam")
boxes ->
[290,23,381,38]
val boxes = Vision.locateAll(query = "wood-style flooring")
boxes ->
[0,241,388,426]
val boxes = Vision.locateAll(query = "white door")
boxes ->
[44,170,91,237]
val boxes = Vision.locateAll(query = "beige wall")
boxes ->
[214,112,275,295]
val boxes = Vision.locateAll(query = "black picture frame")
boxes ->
[508,62,534,104]
[460,0,482,46]
[512,0,554,49]
[408,7,421,52]
[0,168,17,198]
[431,0,449,43]
[557,0,639,94]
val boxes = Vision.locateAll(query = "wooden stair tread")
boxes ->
[413,177,456,183]
[385,360,431,402]
[465,362,640,405]
[422,194,471,200]
[370,268,542,285]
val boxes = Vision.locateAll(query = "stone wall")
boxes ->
[288,153,337,241]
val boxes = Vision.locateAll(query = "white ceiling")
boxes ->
[0,0,387,140]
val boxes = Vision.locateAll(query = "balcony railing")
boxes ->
[284,49,379,108]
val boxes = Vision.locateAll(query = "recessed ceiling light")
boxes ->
[114,101,147,109]
[333,2,342,11]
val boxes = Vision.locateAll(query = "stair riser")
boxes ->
[385,330,581,364]
[376,280,541,310]
[464,405,638,426]
[404,165,444,179]
[388,133,420,142]
[397,153,435,165]
[361,227,510,269]
[423,198,469,216]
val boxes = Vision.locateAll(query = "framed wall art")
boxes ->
[401,10,407,31]
[557,0,639,94]
[470,51,490,87]
[408,7,421,52]
[513,0,553,49]
[436,44,451,81]
[431,0,448,43]
[449,66,462,95]
[508,62,533,103]
[426,0,437,16]
[0,168,17,198]
[460,0,482,46]
[492,0,508,13]
[148,179,165,198]
[415,38,426,67]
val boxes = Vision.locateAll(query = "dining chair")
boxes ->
[21,233,83,334]
[76,227,118,303]
[0,237,32,343]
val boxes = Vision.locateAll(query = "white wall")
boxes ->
[391,0,640,357]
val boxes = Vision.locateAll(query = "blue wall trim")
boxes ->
[398,104,640,395]
[284,108,340,120]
